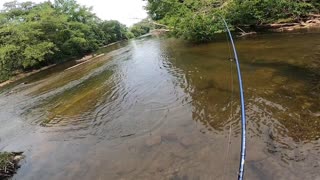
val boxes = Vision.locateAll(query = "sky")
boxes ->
[1,0,148,26]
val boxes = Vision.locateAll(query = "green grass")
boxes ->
[0,152,23,179]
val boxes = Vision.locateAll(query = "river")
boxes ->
[0,31,319,179]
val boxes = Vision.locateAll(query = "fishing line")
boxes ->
[222,26,235,180]
[220,17,247,180]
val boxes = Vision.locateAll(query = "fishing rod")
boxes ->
[220,17,247,180]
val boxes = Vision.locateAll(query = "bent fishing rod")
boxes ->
[220,17,247,180]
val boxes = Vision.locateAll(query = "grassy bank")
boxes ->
[0,152,23,179]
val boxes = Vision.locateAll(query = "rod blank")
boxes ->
[221,18,247,180]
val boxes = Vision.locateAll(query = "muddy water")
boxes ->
[0,31,320,180]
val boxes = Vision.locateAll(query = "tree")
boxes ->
[0,2,57,80]
[0,0,132,82]
[99,20,129,43]
[130,19,152,37]
[145,0,319,42]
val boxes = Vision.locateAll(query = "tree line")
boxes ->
[144,0,320,42]
[0,0,152,82]
[130,18,152,37]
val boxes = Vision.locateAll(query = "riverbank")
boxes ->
[0,53,107,89]
[0,65,56,88]
[0,39,131,89]
[259,14,320,32]
[0,152,24,179]
[237,14,320,36]
[1,21,319,89]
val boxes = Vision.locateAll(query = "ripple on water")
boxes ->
[1,34,320,179]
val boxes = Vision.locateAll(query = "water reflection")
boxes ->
[159,33,320,178]
[161,34,320,140]
[0,32,319,179]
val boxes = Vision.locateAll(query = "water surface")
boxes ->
[0,31,319,180]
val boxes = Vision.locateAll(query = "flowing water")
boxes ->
[0,31,320,180]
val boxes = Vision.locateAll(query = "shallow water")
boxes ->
[0,31,319,180]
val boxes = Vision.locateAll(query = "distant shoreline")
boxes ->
[0,39,129,89]
[0,52,106,89]
[236,14,320,37]
[1,25,319,89]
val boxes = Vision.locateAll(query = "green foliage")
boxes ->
[145,0,226,42]
[145,0,177,21]
[226,0,316,25]
[311,0,320,11]
[0,152,23,178]
[0,0,131,82]
[23,42,55,68]
[125,31,135,39]
[99,20,129,43]
[130,19,152,37]
[0,152,13,171]
[0,44,19,81]
[145,0,319,41]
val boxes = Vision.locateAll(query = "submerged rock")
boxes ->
[161,133,178,142]
[146,135,162,147]
[179,137,193,147]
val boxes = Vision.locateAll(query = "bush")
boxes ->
[0,0,132,82]
[145,0,319,41]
